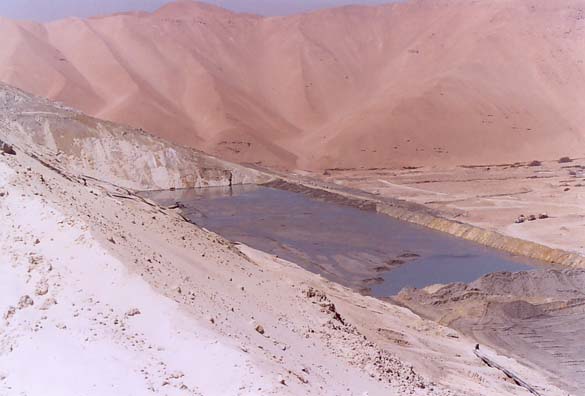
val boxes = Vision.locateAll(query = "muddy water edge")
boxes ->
[141,183,541,296]
[141,180,584,394]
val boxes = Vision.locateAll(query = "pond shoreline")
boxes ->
[142,184,540,296]
[261,178,585,269]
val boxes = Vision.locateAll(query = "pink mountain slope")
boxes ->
[1,0,584,170]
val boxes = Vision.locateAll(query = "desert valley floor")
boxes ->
[1,83,583,395]
[1,0,585,395]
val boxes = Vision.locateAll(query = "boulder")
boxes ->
[0,140,16,155]
[17,295,34,309]
[255,324,265,335]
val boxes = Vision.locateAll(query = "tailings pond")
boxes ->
[143,185,539,296]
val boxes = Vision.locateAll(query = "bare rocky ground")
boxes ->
[395,270,585,395]
[0,84,568,395]
[1,132,558,396]
[0,82,270,191]
[309,164,585,395]
[316,160,585,256]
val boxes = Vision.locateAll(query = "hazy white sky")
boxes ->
[0,0,396,21]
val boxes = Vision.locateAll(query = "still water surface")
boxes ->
[144,185,538,296]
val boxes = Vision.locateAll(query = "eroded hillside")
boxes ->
[1,0,584,170]
[0,83,270,190]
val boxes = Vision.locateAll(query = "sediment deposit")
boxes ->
[396,269,585,394]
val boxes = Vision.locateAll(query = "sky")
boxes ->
[0,0,395,21]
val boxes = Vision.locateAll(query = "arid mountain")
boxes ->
[1,0,584,170]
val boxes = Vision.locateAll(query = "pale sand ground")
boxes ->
[0,163,270,396]
[311,161,585,394]
[319,158,585,256]
[0,145,567,395]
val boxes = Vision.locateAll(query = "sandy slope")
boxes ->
[396,270,585,394]
[0,124,568,395]
[0,161,271,396]
[1,0,584,170]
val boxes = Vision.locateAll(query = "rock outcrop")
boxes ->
[0,83,272,190]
